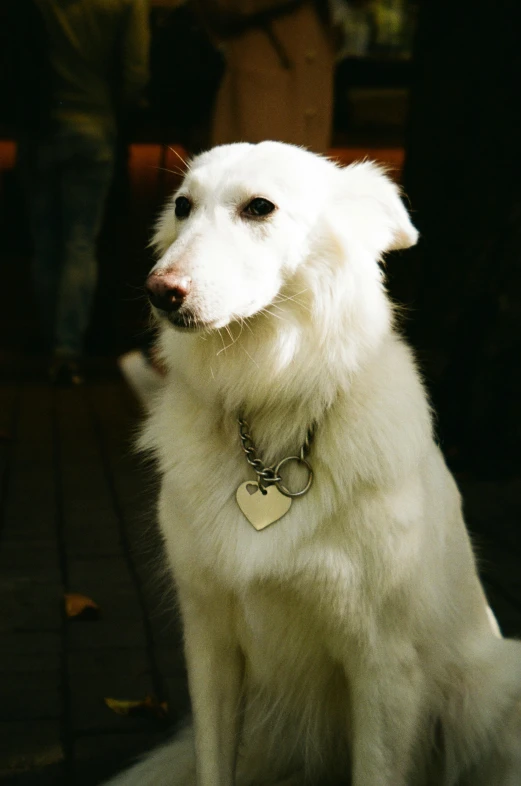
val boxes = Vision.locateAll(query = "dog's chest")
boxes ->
[154,391,331,583]
[152,376,421,620]
[236,580,346,693]
[160,454,324,587]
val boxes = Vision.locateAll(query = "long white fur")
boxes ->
[107,142,521,786]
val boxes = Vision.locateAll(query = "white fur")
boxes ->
[107,142,521,786]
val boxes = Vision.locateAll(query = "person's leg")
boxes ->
[18,138,62,350]
[53,125,114,359]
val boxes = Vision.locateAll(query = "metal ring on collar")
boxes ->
[274,456,313,498]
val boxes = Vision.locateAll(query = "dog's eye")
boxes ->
[243,198,276,218]
[175,196,191,219]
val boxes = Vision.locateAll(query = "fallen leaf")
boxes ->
[104,695,168,720]
[64,592,101,620]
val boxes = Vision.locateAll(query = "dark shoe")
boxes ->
[49,358,85,387]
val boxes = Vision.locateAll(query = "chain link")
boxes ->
[238,419,281,488]
[238,417,315,492]
[300,427,313,461]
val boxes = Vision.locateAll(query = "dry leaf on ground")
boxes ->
[64,592,101,620]
[104,695,169,720]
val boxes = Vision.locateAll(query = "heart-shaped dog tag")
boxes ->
[236,481,292,531]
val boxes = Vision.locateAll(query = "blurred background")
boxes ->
[0,0,520,784]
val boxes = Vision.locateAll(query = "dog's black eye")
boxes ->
[243,197,276,218]
[175,196,191,219]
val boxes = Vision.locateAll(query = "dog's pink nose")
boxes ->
[145,272,192,313]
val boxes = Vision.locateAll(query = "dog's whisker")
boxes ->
[274,287,309,303]
[168,146,191,171]
[260,307,288,323]
[215,325,238,356]
[273,290,312,314]
[273,294,310,306]
[122,292,148,303]
[290,299,312,315]
[240,316,255,335]
[278,295,310,311]
[225,323,238,346]
[154,165,186,178]
[215,328,228,356]
[217,322,244,355]
[235,319,245,343]
[241,345,259,368]
[267,302,287,314]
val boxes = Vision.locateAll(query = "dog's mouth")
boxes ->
[154,298,267,333]
[150,303,202,331]
[165,309,206,331]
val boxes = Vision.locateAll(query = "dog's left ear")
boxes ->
[338,161,418,253]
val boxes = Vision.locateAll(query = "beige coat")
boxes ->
[210,1,335,153]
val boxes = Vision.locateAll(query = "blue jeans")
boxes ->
[19,122,115,356]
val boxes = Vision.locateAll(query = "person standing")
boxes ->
[17,0,150,384]
[198,0,335,154]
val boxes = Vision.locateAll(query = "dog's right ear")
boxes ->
[335,161,418,256]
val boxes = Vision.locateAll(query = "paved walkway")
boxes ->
[1,359,520,785]
[0,361,187,785]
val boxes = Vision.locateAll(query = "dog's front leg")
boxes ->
[179,584,244,786]
[349,641,424,786]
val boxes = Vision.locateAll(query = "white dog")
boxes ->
[109,142,521,786]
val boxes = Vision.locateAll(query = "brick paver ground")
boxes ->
[1,358,520,785]
[0,360,188,785]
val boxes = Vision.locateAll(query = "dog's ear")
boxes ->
[338,161,418,253]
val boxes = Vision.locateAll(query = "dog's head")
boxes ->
[147,142,417,335]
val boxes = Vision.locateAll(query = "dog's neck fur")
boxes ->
[158,268,393,465]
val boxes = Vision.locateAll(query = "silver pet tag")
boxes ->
[236,481,292,531]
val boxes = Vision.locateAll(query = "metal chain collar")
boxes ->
[237,418,315,498]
